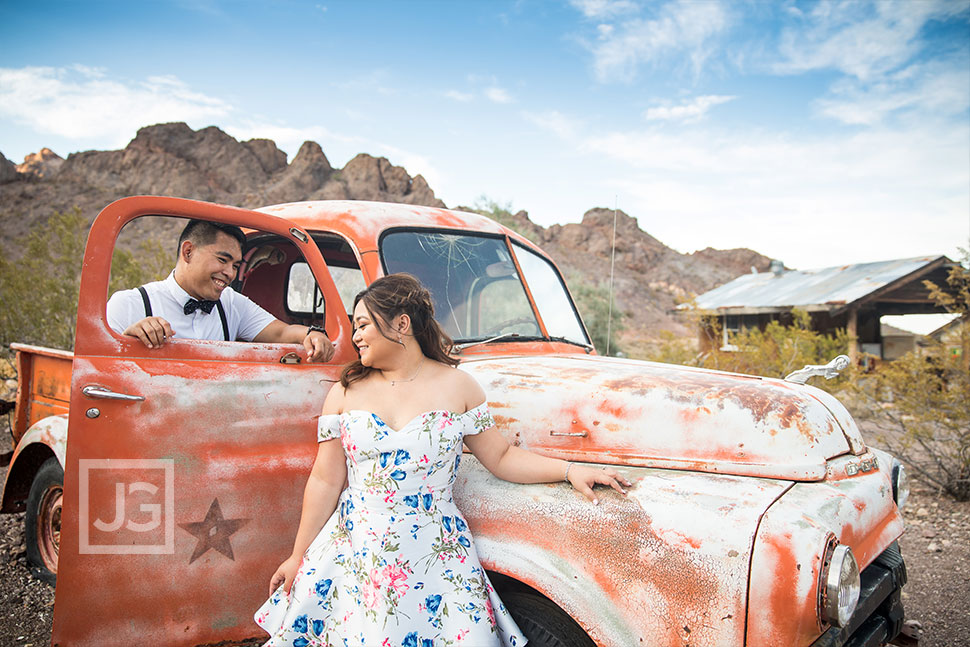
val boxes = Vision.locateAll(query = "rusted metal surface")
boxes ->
[455,458,792,646]
[462,354,853,480]
[10,343,73,447]
[747,451,904,645]
[0,414,68,513]
[689,255,947,314]
[53,355,337,646]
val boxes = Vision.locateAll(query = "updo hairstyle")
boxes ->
[340,273,458,387]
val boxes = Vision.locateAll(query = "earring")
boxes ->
[398,333,404,345]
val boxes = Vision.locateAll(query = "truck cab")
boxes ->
[2,196,910,646]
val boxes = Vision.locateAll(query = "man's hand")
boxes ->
[304,330,335,363]
[123,316,175,349]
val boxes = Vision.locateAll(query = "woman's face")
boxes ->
[352,300,398,366]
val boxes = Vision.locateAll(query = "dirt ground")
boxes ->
[1,453,968,646]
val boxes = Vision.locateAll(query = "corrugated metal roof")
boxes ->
[689,255,945,312]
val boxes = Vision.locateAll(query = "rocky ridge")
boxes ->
[0,122,771,346]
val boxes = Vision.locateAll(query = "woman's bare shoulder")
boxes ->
[322,381,347,415]
[448,365,487,410]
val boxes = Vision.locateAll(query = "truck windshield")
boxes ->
[381,230,589,347]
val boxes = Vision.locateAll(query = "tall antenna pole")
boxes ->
[606,196,618,356]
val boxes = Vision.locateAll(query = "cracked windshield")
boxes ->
[381,231,588,347]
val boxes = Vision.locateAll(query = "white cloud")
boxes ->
[0,66,231,146]
[522,110,583,139]
[586,0,730,82]
[485,86,514,104]
[444,90,474,102]
[815,58,970,125]
[581,123,970,268]
[570,0,639,19]
[773,0,967,81]
[643,94,735,122]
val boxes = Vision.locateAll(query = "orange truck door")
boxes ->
[52,197,353,647]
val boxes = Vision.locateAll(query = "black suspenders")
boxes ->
[137,286,230,341]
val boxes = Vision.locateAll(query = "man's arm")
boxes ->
[107,288,175,349]
[253,321,335,362]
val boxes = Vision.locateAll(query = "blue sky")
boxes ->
[2,0,968,286]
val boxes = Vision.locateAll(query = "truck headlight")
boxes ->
[822,544,860,627]
[892,461,909,510]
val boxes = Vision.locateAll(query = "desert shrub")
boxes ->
[645,307,849,382]
[0,207,168,355]
[845,251,970,500]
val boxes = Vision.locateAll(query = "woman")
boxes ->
[255,273,630,646]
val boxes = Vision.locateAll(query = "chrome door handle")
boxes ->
[82,385,145,402]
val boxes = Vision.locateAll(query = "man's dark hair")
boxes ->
[177,220,247,257]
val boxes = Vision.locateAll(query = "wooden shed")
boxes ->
[683,255,956,361]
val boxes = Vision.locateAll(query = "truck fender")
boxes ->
[1,414,67,512]
[476,536,637,646]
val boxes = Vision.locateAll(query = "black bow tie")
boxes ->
[184,298,218,315]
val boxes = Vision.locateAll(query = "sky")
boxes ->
[1,0,969,321]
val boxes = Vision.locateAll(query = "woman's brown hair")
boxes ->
[340,273,458,387]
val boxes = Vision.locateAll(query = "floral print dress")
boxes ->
[254,404,527,647]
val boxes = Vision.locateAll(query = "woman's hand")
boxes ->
[566,464,632,505]
[268,554,303,597]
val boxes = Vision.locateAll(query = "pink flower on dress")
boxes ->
[381,563,410,596]
[456,629,469,643]
[486,597,496,625]
[362,568,384,609]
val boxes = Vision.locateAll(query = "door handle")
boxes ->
[82,385,145,402]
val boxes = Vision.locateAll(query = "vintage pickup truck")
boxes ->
[2,196,910,647]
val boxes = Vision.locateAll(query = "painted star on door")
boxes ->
[179,498,250,564]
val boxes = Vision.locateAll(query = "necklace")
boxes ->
[385,360,423,387]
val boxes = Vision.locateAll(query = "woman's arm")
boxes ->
[463,426,629,504]
[268,386,348,595]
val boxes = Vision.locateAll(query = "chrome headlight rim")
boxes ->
[892,461,910,510]
[821,543,861,628]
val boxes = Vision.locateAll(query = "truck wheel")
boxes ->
[25,457,63,586]
[502,590,596,647]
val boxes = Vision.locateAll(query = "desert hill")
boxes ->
[0,123,773,347]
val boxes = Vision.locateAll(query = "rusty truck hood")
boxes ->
[462,353,862,481]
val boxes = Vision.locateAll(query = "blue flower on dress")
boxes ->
[294,638,309,647]
[457,535,471,548]
[292,614,309,632]
[311,618,325,636]
[315,578,332,598]
[379,451,393,468]
[394,449,410,465]
[442,516,453,532]
[344,519,354,531]
[390,469,407,481]
[421,640,433,647]
[455,516,468,532]
[454,455,461,471]
[425,594,442,615]
[421,493,434,510]
[403,494,419,508]
[402,632,419,647]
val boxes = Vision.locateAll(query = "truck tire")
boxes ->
[502,590,596,647]
[25,457,63,586]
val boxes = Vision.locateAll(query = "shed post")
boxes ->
[847,307,858,362]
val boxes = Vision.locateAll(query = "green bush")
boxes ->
[0,207,169,354]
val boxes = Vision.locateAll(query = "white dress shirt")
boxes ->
[106,272,276,342]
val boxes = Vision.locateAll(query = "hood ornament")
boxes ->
[784,354,851,384]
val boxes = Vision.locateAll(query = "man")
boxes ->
[107,219,335,362]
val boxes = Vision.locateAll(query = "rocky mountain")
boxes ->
[0,122,773,347]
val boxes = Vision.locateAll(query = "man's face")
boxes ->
[178,232,243,300]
